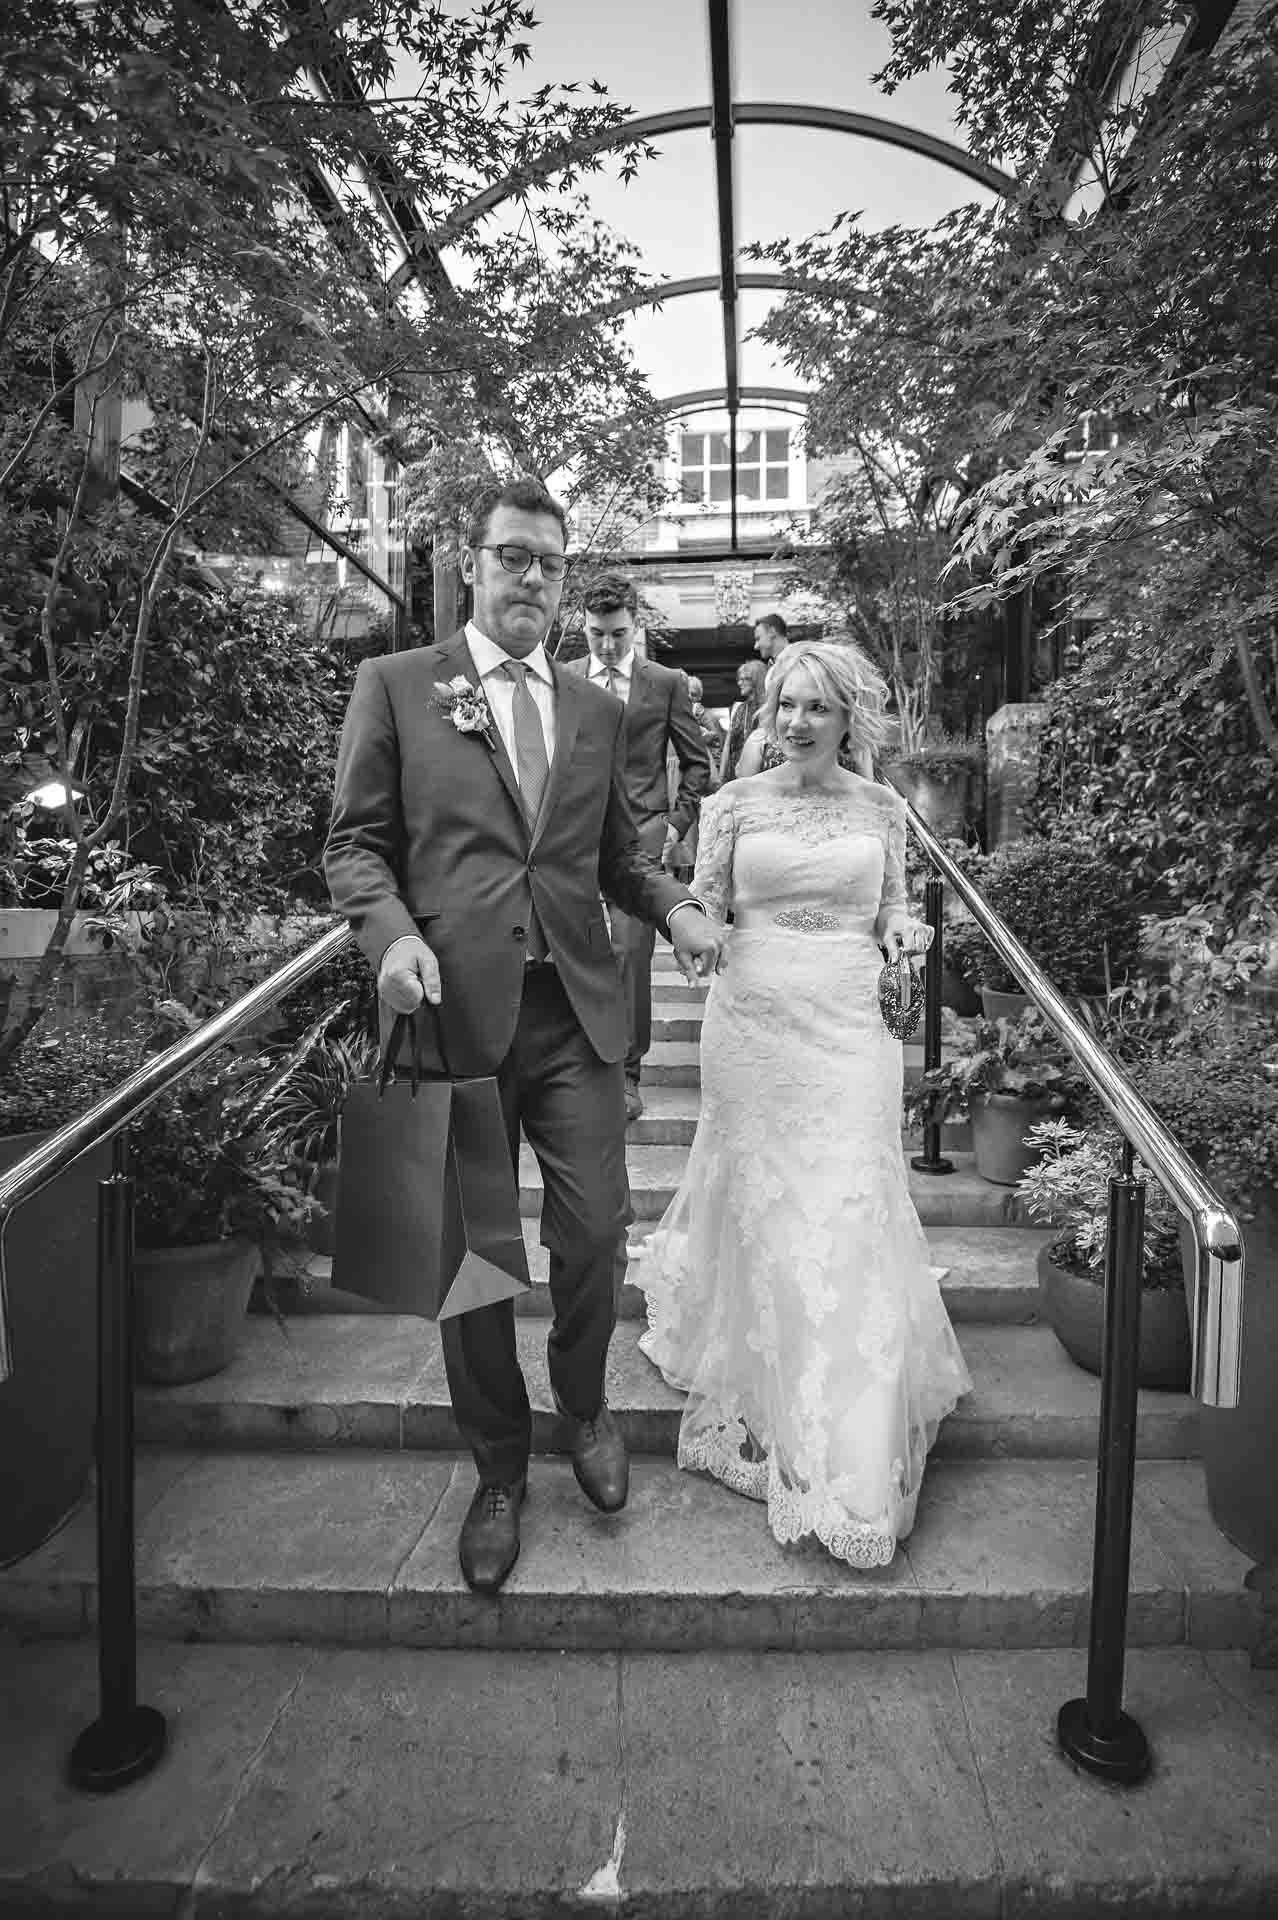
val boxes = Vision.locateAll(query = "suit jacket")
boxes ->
[324,632,691,1076]
[561,653,712,840]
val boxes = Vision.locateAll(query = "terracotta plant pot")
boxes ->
[0,1131,111,1567]
[970,1092,1056,1186]
[1036,1244,1191,1390]
[1199,1188,1278,1562]
[133,1237,258,1385]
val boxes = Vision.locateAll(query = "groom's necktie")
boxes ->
[502,659,550,822]
[502,659,550,961]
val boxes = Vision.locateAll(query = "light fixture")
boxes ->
[25,779,88,810]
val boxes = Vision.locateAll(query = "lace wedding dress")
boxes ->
[637,775,972,1568]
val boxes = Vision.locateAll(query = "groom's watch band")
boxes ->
[667,900,705,927]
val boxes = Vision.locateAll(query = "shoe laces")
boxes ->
[482,1484,515,1518]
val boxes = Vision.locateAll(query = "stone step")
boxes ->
[131,1317,1199,1463]
[518,1142,1034,1225]
[0,1451,1250,1656]
[279,1220,1050,1325]
[4,1641,1275,1919]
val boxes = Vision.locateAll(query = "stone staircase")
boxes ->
[1,947,1273,1916]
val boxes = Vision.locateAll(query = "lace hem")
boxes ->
[676,1418,906,1570]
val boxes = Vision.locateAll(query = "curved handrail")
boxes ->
[0,922,353,1228]
[899,798,1244,1410]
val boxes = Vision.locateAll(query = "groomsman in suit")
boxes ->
[561,575,713,1122]
[325,479,722,1595]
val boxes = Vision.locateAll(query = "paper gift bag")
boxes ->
[330,1014,530,1320]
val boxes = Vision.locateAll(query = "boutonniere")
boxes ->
[433,675,497,749]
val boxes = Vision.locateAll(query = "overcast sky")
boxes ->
[438,0,999,400]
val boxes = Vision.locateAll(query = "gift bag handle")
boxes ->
[377,1002,452,1099]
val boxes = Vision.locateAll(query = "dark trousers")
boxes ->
[609,813,666,1083]
[439,963,631,1486]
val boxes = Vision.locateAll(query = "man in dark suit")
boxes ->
[561,576,712,1122]
[325,479,721,1595]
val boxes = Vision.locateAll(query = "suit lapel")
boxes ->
[438,632,527,833]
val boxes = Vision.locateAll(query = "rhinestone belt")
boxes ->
[772,906,842,932]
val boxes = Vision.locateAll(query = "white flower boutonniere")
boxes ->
[433,675,497,750]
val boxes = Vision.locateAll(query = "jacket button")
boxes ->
[512,925,526,941]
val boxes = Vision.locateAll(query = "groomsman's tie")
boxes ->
[503,659,550,961]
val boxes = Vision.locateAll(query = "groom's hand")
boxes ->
[378,934,441,1012]
[669,908,724,985]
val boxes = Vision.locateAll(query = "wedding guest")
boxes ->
[561,576,712,1123]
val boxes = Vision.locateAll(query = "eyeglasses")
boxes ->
[476,543,570,581]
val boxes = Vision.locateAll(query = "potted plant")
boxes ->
[906,1011,1083,1185]
[1018,1116,1191,1389]
[255,1022,378,1258]
[943,835,1144,1021]
[888,736,985,840]
[0,1020,148,1564]
[1136,1021,1278,1562]
[129,1042,318,1384]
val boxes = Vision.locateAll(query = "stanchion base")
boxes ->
[70,1706,167,1793]
[1057,1697,1150,1785]
[910,1155,955,1175]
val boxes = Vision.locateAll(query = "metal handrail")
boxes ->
[0,922,353,1233]
[899,799,1244,1412]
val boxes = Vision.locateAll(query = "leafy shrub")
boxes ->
[0,1020,152,1137]
[944,834,1145,995]
[1135,1019,1278,1218]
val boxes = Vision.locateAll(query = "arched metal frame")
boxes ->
[386,2,1015,552]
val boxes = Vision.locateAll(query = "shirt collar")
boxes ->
[588,649,635,680]
[466,621,553,688]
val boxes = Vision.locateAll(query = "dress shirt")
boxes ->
[466,621,557,769]
[586,650,634,701]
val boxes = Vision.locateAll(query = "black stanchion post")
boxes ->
[911,874,953,1176]
[70,1130,166,1792]
[1058,1140,1151,1785]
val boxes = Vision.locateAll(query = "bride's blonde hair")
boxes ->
[758,640,894,760]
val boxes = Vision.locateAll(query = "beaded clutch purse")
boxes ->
[877,952,925,1040]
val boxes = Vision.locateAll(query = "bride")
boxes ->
[637,640,972,1568]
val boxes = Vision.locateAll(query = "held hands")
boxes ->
[880,917,935,965]
[670,909,725,985]
[377,934,442,1013]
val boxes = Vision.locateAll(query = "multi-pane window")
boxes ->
[680,429,790,505]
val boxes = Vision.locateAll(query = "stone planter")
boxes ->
[0,1130,111,1567]
[1199,1188,1278,1563]
[888,764,973,841]
[1036,1244,1192,1391]
[133,1237,257,1385]
[980,985,1032,1023]
[970,1091,1056,1186]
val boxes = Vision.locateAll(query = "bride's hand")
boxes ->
[881,918,934,963]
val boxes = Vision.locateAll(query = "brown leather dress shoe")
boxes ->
[568,1404,629,1513]
[458,1476,526,1593]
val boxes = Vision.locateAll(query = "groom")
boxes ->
[324,476,722,1595]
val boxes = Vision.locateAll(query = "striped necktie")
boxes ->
[503,659,550,824]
